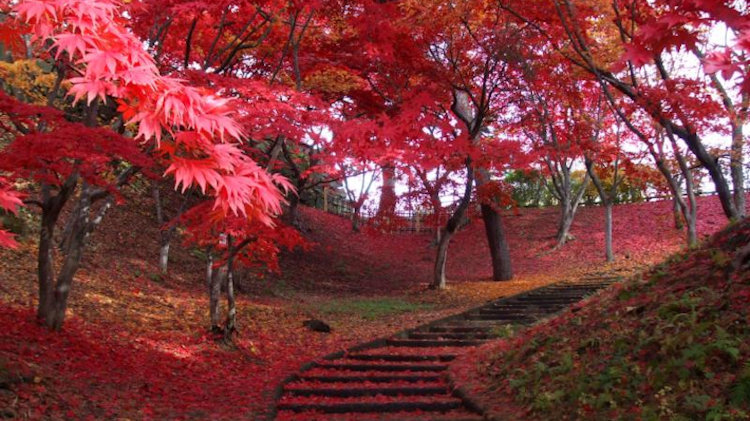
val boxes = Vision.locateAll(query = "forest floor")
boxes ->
[0,191,740,419]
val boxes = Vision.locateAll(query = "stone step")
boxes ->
[277,399,463,414]
[386,338,488,347]
[427,325,491,333]
[298,373,443,383]
[347,353,457,362]
[512,297,583,304]
[275,409,484,421]
[284,385,449,398]
[489,304,563,312]
[467,311,534,320]
[477,308,539,316]
[408,331,490,340]
[314,361,448,372]
[463,314,535,322]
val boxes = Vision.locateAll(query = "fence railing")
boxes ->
[306,188,739,234]
[307,191,444,234]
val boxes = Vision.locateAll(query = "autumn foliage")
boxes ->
[0,0,749,418]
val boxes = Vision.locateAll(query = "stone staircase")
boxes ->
[270,275,620,420]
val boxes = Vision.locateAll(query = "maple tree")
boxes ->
[514,64,601,248]
[0,0,288,329]
[496,0,747,221]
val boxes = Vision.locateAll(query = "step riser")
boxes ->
[408,333,489,340]
[299,375,442,383]
[315,363,447,372]
[427,327,490,333]
[285,387,448,398]
[386,339,487,347]
[277,401,462,414]
[348,354,456,362]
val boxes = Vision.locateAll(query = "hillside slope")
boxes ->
[450,218,750,420]
[0,190,743,419]
[276,195,740,293]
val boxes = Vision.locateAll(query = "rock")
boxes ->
[302,319,331,333]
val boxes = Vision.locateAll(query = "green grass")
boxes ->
[314,297,432,320]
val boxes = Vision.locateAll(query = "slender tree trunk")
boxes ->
[671,131,738,220]
[672,194,684,230]
[159,240,170,274]
[153,186,190,274]
[557,202,575,245]
[223,266,236,343]
[433,229,454,289]
[674,147,698,247]
[585,159,617,262]
[555,171,589,247]
[432,163,474,289]
[37,213,56,322]
[431,195,442,244]
[209,265,224,333]
[377,165,397,218]
[153,187,170,274]
[475,168,512,281]
[352,206,361,232]
[730,122,746,218]
[604,202,613,262]
[205,251,213,287]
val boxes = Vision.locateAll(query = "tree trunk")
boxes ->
[432,162,474,289]
[209,264,224,332]
[585,158,617,262]
[730,122,746,218]
[352,206,361,232]
[480,203,513,280]
[284,192,301,227]
[557,203,576,245]
[38,185,113,330]
[153,186,189,274]
[475,168,512,281]
[159,240,170,274]
[604,202,613,262]
[377,165,397,218]
[672,194,684,230]
[433,228,454,289]
[153,187,170,274]
[37,196,59,323]
[554,171,589,248]
[223,267,236,343]
[667,130,738,220]
[430,194,442,244]
[674,147,698,247]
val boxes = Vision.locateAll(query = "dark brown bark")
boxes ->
[37,182,117,330]
[475,168,512,281]
[209,264,224,333]
[480,203,512,280]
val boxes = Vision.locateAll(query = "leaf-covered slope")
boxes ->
[450,218,750,420]
[274,195,739,293]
